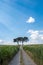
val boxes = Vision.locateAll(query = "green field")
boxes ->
[23,44,43,65]
[0,45,19,65]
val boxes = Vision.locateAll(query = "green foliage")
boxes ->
[23,44,43,65]
[0,45,19,65]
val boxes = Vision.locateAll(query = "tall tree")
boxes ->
[13,37,23,45]
[13,37,29,45]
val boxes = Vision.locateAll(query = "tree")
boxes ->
[13,37,23,45]
[13,37,29,45]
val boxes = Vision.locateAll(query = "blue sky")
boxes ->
[0,0,43,44]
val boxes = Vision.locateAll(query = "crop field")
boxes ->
[0,45,19,65]
[23,44,43,65]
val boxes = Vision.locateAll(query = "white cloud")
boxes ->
[0,40,2,42]
[26,17,35,23]
[27,30,43,44]
[41,37,43,40]
[27,30,39,39]
[39,35,43,40]
[30,34,38,39]
[27,30,39,34]
[0,40,4,43]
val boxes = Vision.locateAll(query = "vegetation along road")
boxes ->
[8,46,37,65]
[0,44,43,65]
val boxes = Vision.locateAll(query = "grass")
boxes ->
[23,44,43,65]
[0,45,19,65]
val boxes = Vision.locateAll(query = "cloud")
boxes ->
[27,30,39,39]
[39,35,43,40]
[41,37,43,40]
[26,17,35,23]
[27,30,43,44]
[0,40,4,43]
